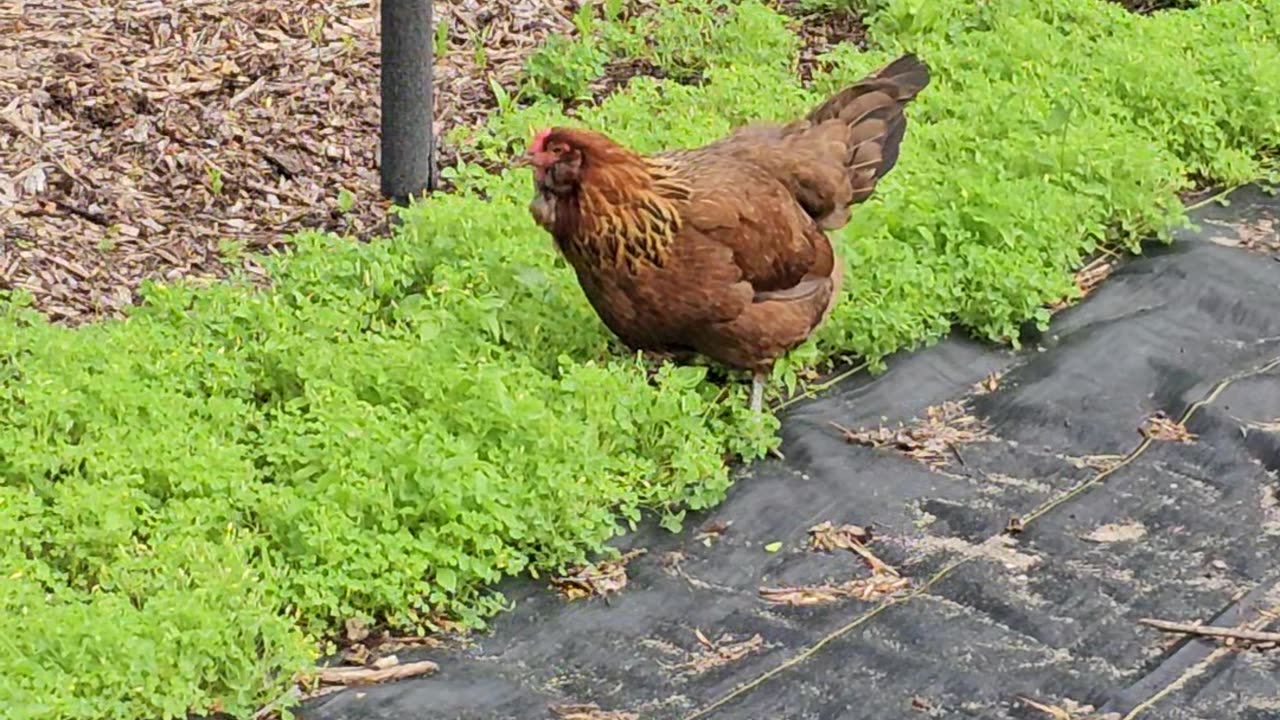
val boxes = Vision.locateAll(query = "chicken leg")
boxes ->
[750,370,767,414]
[750,370,787,460]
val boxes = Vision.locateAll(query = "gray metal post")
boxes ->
[380,0,436,204]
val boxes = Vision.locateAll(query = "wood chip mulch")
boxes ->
[434,0,583,171]
[1,0,583,323]
[777,2,868,84]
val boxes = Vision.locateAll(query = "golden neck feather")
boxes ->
[563,157,692,272]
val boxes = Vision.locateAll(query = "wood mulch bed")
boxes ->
[0,0,580,322]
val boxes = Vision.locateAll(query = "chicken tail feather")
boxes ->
[806,53,931,127]
[785,53,932,229]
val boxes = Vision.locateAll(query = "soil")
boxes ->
[1110,0,1199,13]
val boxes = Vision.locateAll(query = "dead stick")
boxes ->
[315,659,439,685]
[1138,617,1280,644]
[50,198,111,227]
[846,539,901,578]
[242,179,312,205]
[228,75,267,108]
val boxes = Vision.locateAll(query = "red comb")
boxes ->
[530,128,552,151]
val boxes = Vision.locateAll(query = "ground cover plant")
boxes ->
[3,0,1280,718]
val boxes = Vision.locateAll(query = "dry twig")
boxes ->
[807,520,899,577]
[1017,695,1118,720]
[1208,215,1280,253]
[663,629,765,676]
[832,400,992,469]
[759,575,911,606]
[1049,255,1116,311]
[971,370,1004,395]
[694,519,732,544]
[1018,696,1075,720]
[1139,412,1196,443]
[549,702,638,720]
[551,549,647,601]
[763,518,909,605]
[1234,415,1280,434]
[313,659,439,686]
[1138,617,1280,647]
[1060,453,1125,472]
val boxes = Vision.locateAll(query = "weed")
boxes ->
[217,238,244,263]
[206,164,224,196]
[307,15,326,45]
[524,35,609,102]
[433,16,449,59]
[3,0,1280,718]
[472,29,488,70]
[336,188,356,214]
[603,0,627,21]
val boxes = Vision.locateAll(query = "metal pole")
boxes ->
[380,0,436,204]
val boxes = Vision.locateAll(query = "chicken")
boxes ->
[516,53,931,413]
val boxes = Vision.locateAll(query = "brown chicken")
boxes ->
[516,53,931,412]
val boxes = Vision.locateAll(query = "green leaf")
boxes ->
[437,567,458,593]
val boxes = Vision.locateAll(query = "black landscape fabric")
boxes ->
[302,185,1280,720]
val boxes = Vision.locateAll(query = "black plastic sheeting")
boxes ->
[303,185,1280,720]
